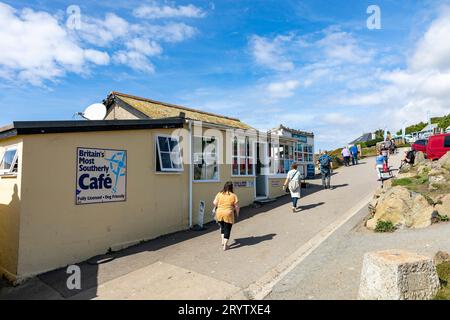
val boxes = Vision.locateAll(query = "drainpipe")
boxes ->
[188,120,193,228]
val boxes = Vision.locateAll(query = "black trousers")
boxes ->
[218,221,233,240]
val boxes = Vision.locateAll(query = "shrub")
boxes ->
[434,262,450,300]
[375,220,396,233]
[392,178,413,186]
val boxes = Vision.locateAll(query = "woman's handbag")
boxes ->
[284,184,290,193]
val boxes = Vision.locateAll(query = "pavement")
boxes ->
[3,150,444,300]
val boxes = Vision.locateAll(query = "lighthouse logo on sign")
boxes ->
[76,147,127,205]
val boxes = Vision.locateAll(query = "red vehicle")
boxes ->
[411,139,428,153]
[426,133,450,160]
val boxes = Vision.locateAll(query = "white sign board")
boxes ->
[76,147,127,205]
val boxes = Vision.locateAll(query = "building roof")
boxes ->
[105,92,253,130]
[349,133,374,145]
[0,118,185,141]
[271,124,314,137]
[420,123,438,132]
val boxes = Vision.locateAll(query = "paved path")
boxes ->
[0,155,388,300]
[266,206,450,300]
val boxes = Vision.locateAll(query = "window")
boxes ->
[194,136,219,181]
[444,136,450,148]
[277,143,294,174]
[232,136,254,176]
[0,146,18,175]
[156,136,183,172]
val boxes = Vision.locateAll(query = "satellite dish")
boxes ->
[80,103,107,120]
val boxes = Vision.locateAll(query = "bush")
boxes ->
[392,178,413,186]
[375,220,396,233]
[434,262,450,300]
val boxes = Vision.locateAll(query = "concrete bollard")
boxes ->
[358,249,441,300]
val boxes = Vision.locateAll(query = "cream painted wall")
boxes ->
[17,129,189,278]
[268,177,286,199]
[0,138,22,281]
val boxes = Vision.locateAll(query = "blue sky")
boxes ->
[1,0,450,150]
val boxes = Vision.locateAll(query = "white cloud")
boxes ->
[125,38,163,56]
[0,3,110,85]
[267,80,300,98]
[75,13,130,47]
[113,51,155,73]
[322,113,356,125]
[249,35,295,72]
[0,2,202,85]
[342,8,450,130]
[410,8,450,72]
[134,3,206,19]
[316,28,372,64]
[145,23,197,42]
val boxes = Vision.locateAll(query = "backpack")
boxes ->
[319,155,331,169]
[288,170,300,191]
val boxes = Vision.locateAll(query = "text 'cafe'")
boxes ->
[0,92,314,282]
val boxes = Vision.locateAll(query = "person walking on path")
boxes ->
[213,181,240,251]
[283,163,301,213]
[375,151,386,181]
[318,151,333,189]
[341,147,351,166]
[349,144,359,165]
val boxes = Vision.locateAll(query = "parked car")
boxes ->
[426,133,450,160]
[404,134,413,143]
[411,139,428,153]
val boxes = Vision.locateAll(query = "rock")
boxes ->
[434,251,450,265]
[435,194,450,215]
[429,174,446,185]
[396,172,416,179]
[417,163,431,175]
[399,163,411,173]
[437,151,450,170]
[368,198,379,215]
[366,186,434,230]
[414,151,426,166]
[358,250,441,300]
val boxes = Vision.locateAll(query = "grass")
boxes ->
[392,178,413,186]
[374,220,396,233]
[435,262,450,300]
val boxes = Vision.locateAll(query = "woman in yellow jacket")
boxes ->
[213,181,240,251]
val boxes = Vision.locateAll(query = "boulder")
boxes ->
[437,151,450,170]
[366,186,434,230]
[399,163,412,173]
[414,151,426,166]
[435,194,450,215]
[358,250,441,300]
[396,172,416,179]
[417,163,431,175]
[434,251,450,265]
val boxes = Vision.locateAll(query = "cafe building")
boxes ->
[0,92,314,282]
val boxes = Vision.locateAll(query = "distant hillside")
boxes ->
[396,114,450,135]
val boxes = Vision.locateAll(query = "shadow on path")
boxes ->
[297,202,325,212]
[330,183,349,190]
[229,233,277,250]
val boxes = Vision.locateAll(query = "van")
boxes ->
[426,133,450,160]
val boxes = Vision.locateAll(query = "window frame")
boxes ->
[155,134,184,173]
[444,136,450,148]
[231,136,255,177]
[193,135,220,182]
[0,145,19,176]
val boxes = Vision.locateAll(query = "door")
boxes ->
[255,142,268,198]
